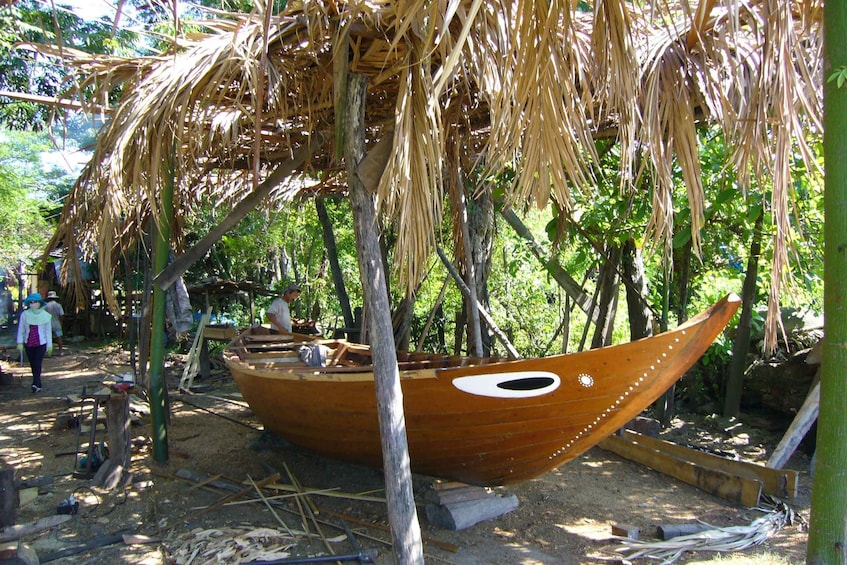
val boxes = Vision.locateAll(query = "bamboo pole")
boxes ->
[148,152,174,463]
[808,0,847,559]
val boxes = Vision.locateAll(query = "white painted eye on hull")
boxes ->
[452,371,561,398]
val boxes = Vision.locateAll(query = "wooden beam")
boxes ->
[615,429,798,499]
[599,433,763,507]
[499,207,597,323]
[152,135,324,291]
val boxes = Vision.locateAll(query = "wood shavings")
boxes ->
[170,525,296,565]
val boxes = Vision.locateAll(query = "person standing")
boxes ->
[43,290,65,355]
[16,293,53,393]
[266,284,301,333]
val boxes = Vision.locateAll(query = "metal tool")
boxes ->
[340,520,374,563]
[242,550,377,564]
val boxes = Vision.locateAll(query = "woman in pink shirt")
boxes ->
[16,293,53,393]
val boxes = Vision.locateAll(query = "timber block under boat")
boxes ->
[425,484,519,530]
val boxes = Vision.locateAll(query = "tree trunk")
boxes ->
[455,182,483,356]
[416,276,449,352]
[808,0,847,560]
[591,244,621,349]
[315,197,355,331]
[468,190,495,356]
[392,293,414,351]
[675,239,692,324]
[437,245,520,359]
[655,262,674,425]
[622,238,653,341]
[344,72,423,564]
[723,212,763,418]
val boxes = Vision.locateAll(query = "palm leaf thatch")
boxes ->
[32,1,820,345]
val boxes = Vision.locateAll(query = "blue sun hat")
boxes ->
[24,293,43,305]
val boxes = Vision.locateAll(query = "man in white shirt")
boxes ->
[267,284,301,333]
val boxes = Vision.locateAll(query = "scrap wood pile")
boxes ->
[166,465,455,564]
[608,497,801,564]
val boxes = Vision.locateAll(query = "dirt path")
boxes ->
[0,338,811,564]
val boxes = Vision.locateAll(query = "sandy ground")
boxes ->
[0,336,812,564]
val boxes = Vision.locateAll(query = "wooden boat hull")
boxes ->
[224,294,740,485]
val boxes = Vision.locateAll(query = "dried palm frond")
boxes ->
[609,499,796,564]
[483,2,596,210]
[24,0,821,326]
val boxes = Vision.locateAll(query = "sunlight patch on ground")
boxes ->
[557,518,613,541]
[0,447,44,467]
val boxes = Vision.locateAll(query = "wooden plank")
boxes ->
[618,430,797,499]
[0,515,72,543]
[611,523,640,540]
[767,379,820,470]
[204,326,239,341]
[0,541,17,560]
[426,486,491,505]
[599,433,763,507]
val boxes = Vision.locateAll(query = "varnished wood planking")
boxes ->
[226,295,741,485]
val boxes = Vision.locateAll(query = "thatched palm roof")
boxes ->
[37,1,821,336]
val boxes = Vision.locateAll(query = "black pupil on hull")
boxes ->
[496,377,555,391]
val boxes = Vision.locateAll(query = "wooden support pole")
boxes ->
[345,71,423,564]
[148,150,174,464]
[767,379,820,470]
[152,137,323,292]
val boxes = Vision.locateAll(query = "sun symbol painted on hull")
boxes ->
[577,373,594,388]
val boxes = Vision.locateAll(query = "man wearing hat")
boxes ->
[267,284,301,333]
[44,290,65,355]
[16,293,53,393]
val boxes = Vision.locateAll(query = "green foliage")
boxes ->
[827,65,847,88]
[0,130,54,273]
[0,1,141,129]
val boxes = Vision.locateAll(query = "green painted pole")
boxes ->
[807,0,847,562]
[148,155,174,464]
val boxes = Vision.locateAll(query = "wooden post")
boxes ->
[344,71,423,564]
[106,394,131,470]
[199,338,211,379]
[0,469,15,528]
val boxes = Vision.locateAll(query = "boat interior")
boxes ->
[228,331,507,372]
